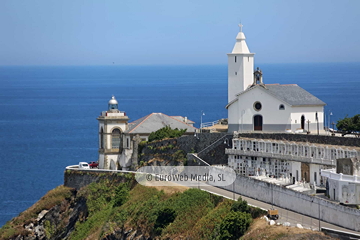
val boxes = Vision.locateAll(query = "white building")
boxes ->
[321,158,360,204]
[97,96,131,170]
[227,135,360,187]
[226,25,326,133]
[97,96,196,170]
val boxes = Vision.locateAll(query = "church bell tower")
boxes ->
[227,24,255,103]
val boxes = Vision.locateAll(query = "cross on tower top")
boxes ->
[238,23,243,32]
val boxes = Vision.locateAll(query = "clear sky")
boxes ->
[1,0,359,65]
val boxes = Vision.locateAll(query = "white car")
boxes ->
[79,162,90,169]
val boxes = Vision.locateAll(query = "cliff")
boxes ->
[0,171,241,240]
[0,172,338,240]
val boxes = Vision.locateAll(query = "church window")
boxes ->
[112,128,121,149]
[279,104,285,110]
[235,56,237,62]
[253,101,262,111]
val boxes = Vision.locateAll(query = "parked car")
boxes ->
[79,162,90,169]
[88,161,99,168]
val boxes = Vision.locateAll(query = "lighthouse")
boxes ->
[97,96,129,169]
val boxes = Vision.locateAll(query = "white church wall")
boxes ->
[228,87,292,132]
[227,54,254,102]
[228,102,240,132]
[291,106,324,133]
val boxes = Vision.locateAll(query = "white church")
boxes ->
[226,25,326,133]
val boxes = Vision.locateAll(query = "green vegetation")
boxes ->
[148,126,186,142]
[336,114,360,135]
[216,211,252,240]
[172,149,187,163]
[113,183,130,207]
[0,175,265,240]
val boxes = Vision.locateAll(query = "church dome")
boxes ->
[108,96,118,105]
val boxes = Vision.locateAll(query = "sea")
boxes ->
[0,63,359,227]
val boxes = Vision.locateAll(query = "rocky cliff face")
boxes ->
[0,172,142,240]
[8,189,86,240]
[9,192,148,240]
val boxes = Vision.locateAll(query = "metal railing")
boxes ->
[200,120,219,128]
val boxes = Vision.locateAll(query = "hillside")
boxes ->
[0,173,336,240]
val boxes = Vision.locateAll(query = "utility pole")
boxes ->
[200,110,204,133]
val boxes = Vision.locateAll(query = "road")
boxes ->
[196,184,360,236]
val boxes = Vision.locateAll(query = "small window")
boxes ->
[248,56,249,62]
[279,104,285,110]
[235,56,237,62]
[253,101,262,111]
[235,72,237,75]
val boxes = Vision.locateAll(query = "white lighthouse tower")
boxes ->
[227,24,255,103]
[97,96,129,169]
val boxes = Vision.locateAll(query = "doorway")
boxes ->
[301,115,305,129]
[253,115,263,131]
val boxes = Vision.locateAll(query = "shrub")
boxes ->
[216,211,252,240]
[148,126,186,142]
[113,183,130,207]
[249,207,267,219]
[231,197,249,213]
[173,150,186,162]
[154,208,176,235]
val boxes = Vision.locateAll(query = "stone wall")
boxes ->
[237,133,360,148]
[139,133,231,166]
[64,169,133,190]
[218,175,360,231]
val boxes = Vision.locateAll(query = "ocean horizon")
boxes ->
[0,62,359,227]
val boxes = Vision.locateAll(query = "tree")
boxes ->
[336,114,360,135]
[217,211,252,240]
[148,126,187,142]
[230,197,249,213]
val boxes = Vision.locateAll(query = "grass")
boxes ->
[0,175,281,240]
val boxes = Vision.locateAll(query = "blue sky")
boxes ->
[1,0,359,65]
